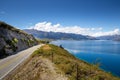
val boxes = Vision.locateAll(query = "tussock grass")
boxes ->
[32,44,120,80]
[5,44,120,80]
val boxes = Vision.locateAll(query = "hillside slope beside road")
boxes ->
[0,44,43,80]
[4,44,120,80]
[0,22,38,59]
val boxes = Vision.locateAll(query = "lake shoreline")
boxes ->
[51,40,120,77]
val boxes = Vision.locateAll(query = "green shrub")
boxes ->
[37,39,50,44]
[13,38,18,43]
[22,39,31,46]
[5,38,18,52]
[27,40,31,46]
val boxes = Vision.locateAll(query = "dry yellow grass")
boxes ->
[4,56,67,80]
[42,45,51,50]
[4,44,120,80]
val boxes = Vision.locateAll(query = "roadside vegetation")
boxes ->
[4,44,120,80]
[36,39,50,44]
[31,44,120,80]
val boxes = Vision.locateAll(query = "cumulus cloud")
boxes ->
[92,29,120,36]
[29,21,120,37]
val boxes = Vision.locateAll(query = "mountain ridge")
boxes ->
[24,29,97,40]
[96,35,120,41]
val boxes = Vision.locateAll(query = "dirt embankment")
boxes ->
[4,44,120,80]
[4,45,67,80]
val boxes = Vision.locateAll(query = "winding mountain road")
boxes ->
[0,44,43,80]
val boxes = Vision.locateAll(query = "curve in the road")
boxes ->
[0,44,44,80]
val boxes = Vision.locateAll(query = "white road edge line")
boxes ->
[0,44,44,80]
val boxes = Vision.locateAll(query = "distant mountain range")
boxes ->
[24,29,120,41]
[24,29,97,40]
[96,35,120,41]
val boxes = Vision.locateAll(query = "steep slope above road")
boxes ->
[0,22,38,58]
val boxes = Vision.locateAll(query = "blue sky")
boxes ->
[0,0,120,36]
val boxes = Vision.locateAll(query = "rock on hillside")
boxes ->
[0,22,38,58]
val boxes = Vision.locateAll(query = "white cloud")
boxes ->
[92,29,120,37]
[29,21,120,37]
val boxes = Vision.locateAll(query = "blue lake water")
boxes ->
[51,40,120,77]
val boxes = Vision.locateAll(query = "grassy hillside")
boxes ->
[5,44,120,80]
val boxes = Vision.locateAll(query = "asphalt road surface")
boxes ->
[0,44,43,80]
